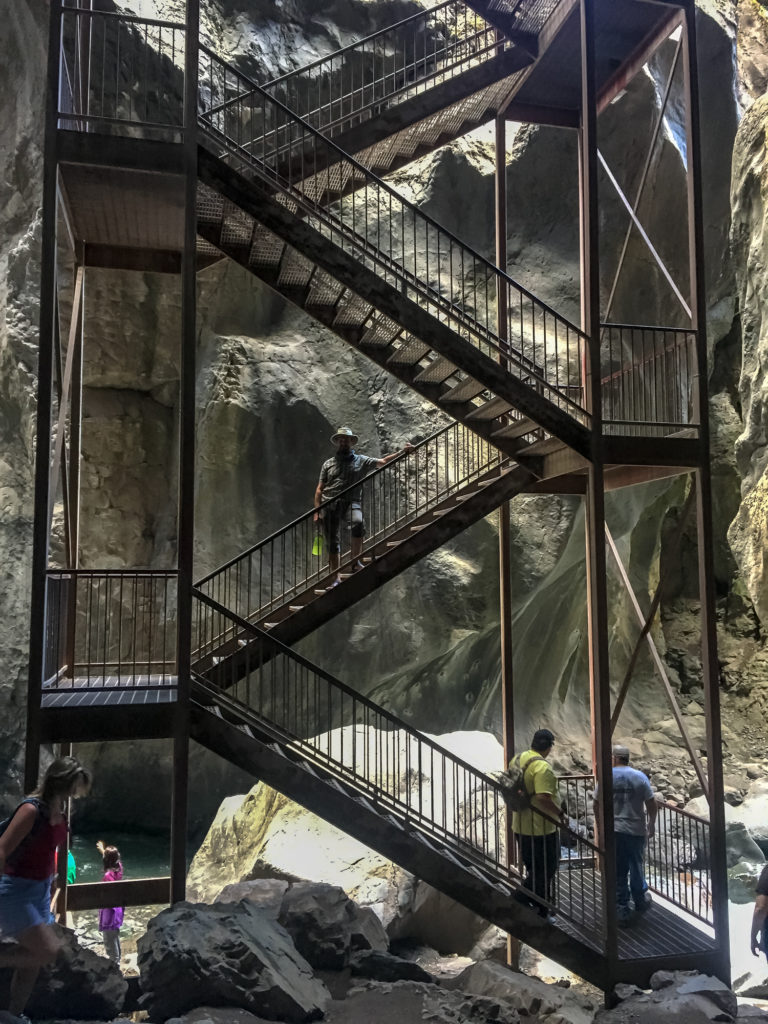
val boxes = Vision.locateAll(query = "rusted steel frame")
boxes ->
[579,0,617,962]
[605,515,708,797]
[51,292,71,566]
[170,0,199,907]
[681,2,730,982]
[68,267,84,570]
[48,265,84,536]
[26,0,64,792]
[597,151,691,319]
[67,876,171,910]
[495,116,516,961]
[603,33,683,324]
[596,7,683,114]
[498,0,578,116]
[75,0,92,124]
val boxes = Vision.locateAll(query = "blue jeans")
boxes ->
[615,832,646,910]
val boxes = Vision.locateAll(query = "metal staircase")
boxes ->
[200,2,538,198]
[194,421,535,674]
[196,48,591,458]
[190,598,717,991]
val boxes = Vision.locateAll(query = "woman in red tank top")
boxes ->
[0,755,92,1017]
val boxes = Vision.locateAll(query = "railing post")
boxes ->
[681,0,730,984]
[170,0,199,906]
[26,0,64,792]
[579,0,617,975]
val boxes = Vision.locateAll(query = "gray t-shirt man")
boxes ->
[611,764,654,836]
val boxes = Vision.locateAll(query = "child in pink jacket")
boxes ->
[96,841,124,964]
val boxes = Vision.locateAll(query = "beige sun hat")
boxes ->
[331,426,358,444]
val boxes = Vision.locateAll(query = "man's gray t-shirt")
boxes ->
[611,765,654,836]
[319,452,379,503]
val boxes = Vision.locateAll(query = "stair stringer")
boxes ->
[193,463,535,679]
[190,686,612,990]
[197,150,592,459]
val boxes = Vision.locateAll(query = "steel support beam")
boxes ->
[605,510,708,795]
[596,7,683,114]
[495,115,517,970]
[26,0,64,792]
[169,0,199,906]
[579,0,618,973]
[603,35,682,325]
[681,1,730,985]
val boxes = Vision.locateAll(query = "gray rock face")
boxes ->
[137,901,329,1022]
[24,925,127,1020]
[278,882,387,969]
[348,950,435,984]
[597,970,739,1023]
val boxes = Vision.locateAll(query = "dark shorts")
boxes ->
[322,501,365,552]
[0,874,54,937]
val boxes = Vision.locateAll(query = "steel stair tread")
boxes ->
[492,416,538,439]
[440,377,486,403]
[387,337,432,366]
[413,355,458,384]
[465,396,514,421]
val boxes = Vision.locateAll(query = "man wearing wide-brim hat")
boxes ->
[314,426,413,584]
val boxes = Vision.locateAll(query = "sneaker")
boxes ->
[617,907,633,928]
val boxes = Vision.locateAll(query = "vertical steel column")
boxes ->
[26,1,64,791]
[495,115,514,764]
[68,262,84,569]
[495,114,520,971]
[681,0,730,984]
[579,0,617,970]
[170,0,199,905]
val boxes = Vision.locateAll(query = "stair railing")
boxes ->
[197,45,589,424]
[42,570,178,691]
[559,773,713,926]
[600,324,698,437]
[204,1,504,143]
[192,591,604,940]
[194,419,512,630]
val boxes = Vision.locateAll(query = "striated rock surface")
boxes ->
[24,925,127,1020]
[137,901,330,1022]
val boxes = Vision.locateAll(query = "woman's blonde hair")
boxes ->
[34,755,92,805]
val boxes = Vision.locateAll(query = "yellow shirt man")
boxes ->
[511,748,560,836]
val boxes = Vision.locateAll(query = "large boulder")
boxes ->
[597,970,738,1023]
[278,882,387,969]
[137,901,329,1022]
[20,925,126,1020]
[187,729,504,953]
[449,960,598,1024]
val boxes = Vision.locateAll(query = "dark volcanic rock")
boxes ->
[137,901,329,1022]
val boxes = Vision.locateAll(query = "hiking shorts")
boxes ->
[0,874,55,937]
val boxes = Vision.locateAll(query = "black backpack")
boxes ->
[496,755,544,811]
[0,798,48,865]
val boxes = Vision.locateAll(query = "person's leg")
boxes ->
[615,833,631,916]
[1,924,63,1014]
[529,835,551,910]
[543,830,559,907]
[515,833,535,895]
[628,835,647,910]
[102,929,120,963]
[324,509,341,577]
[350,505,365,563]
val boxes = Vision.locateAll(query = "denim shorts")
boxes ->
[0,874,54,937]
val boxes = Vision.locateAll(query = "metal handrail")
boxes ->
[198,45,589,422]
[193,590,603,935]
[205,1,500,121]
[562,770,713,926]
[195,419,509,583]
[194,420,515,621]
